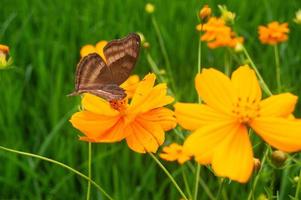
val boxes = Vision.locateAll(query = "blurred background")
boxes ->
[0,0,301,199]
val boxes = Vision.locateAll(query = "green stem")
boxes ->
[295,170,301,200]
[182,166,193,200]
[216,178,226,200]
[274,44,281,92]
[0,145,113,200]
[149,153,188,200]
[86,143,92,200]
[151,16,176,93]
[193,164,201,200]
[242,46,273,96]
[197,39,202,74]
[247,147,270,200]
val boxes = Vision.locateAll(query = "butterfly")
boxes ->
[69,33,141,101]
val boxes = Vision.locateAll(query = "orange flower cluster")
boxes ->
[197,17,243,49]
[258,22,289,45]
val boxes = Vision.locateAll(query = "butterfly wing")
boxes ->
[103,33,141,85]
[70,53,126,100]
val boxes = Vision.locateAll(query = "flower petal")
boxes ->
[174,103,233,131]
[212,124,254,183]
[70,111,119,139]
[139,107,176,131]
[82,93,119,116]
[251,117,301,152]
[195,68,235,115]
[259,93,298,117]
[126,119,164,153]
[231,65,262,102]
[80,45,96,57]
[184,120,237,164]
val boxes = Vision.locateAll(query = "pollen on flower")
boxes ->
[232,97,260,124]
[109,99,128,112]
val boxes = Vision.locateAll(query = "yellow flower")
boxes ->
[199,4,212,20]
[218,5,236,23]
[70,73,176,153]
[160,143,191,164]
[0,44,12,69]
[80,40,108,59]
[258,21,289,45]
[120,75,140,98]
[199,17,243,49]
[293,9,301,24]
[175,65,301,183]
[145,3,155,14]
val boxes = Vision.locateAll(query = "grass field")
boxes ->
[1,0,301,199]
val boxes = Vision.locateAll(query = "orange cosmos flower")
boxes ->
[175,65,301,183]
[198,17,243,49]
[120,75,140,98]
[258,22,289,45]
[160,143,191,164]
[70,73,176,153]
[80,40,108,59]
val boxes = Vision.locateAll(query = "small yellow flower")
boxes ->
[258,22,289,45]
[120,75,140,98]
[145,3,155,14]
[293,9,301,24]
[160,143,191,164]
[0,44,12,69]
[80,40,108,59]
[175,65,301,183]
[70,73,176,153]
[199,5,212,20]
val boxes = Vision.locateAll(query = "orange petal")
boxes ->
[259,93,298,117]
[82,93,119,116]
[80,45,96,57]
[94,118,127,142]
[195,68,235,115]
[174,102,233,131]
[139,107,176,131]
[125,119,165,153]
[95,40,108,61]
[184,120,237,164]
[212,124,254,183]
[251,117,301,152]
[70,111,119,139]
[231,65,262,102]
[120,75,140,98]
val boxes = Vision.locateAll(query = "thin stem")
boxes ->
[149,152,188,200]
[242,46,273,96]
[0,145,113,200]
[197,39,202,74]
[151,16,176,93]
[182,166,193,200]
[274,44,281,92]
[216,178,226,200]
[86,143,92,200]
[247,147,270,200]
[193,164,201,200]
[295,170,301,200]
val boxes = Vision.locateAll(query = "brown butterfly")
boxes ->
[69,33,141,101]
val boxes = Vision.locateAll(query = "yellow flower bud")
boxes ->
[0,44,12,69]
[293,9,301,24]
[145,3,155,14]
[234,42,244,52]
[218,5,236,23]
[271,150,287,167]
[253,158,261,172]
[199,5,211,20]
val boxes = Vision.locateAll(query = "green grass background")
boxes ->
[1,0,301,199]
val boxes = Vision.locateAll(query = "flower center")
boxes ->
[232,97,260,124]
[109,98,128,112]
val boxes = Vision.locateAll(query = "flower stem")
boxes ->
[86,142,92,200]
[197,39,202,74]
[193,164,201,200]
[295,170,301,200]
[216,178,226,200]
[151,16,176,93]
[0,145,113,200]
[182,166,193,200]
[242,46,273,96]
[247,147,270,200]
[274,44,281,92]
[149,152,188,200]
